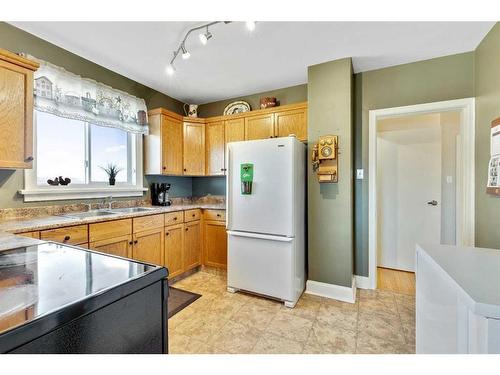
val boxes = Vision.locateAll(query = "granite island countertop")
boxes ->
[0,203,225,241]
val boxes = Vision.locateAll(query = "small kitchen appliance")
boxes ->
[151,183,171,206]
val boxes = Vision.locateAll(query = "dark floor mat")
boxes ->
[168,287,201,318]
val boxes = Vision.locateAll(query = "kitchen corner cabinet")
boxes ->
[164,223,184,278]
[206,120,225,176]
[144,111,183,175]
[183,121,205,176]
[0,49,39,169]
[244,113,275,140]
[183,220,201,271]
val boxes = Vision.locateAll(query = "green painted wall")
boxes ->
[0,22,186,208]
[354,52,475,276]
[474,23,500,249]
[197,84,307,117]
[192,176,226,197]
[308,58,354,287]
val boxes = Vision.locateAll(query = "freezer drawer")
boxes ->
[227,231,294,302]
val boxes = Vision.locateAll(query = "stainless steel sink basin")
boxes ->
[60,210,118,219]
[108,207,158,214]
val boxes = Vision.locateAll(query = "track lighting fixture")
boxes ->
[181,43,190,59]
[167,21,257,76]
[199,27,213,45]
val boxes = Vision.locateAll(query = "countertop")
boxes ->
[416,243,500,318]
[0,203,226,234]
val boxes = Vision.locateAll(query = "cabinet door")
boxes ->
[132,228,164,266]
[204,221,227,269]
[164,223,184,278]
[275,108,307,141]
[206,121,225,176]
[90,235,132,258]
[0,59,35,169]
[183,122,205,175]
[225,118,245,144]
[244,113,275,140]
[183,220,201,271]
[18,231,40,239]
[161,115,183,175]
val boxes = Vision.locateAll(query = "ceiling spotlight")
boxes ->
[199,28,213,45]
[166,64,175,76]
[181,43,190,59]
[245,21,256,31]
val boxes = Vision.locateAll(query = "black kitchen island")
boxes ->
[0,242,168,354]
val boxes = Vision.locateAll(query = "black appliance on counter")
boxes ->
[151,183,172,206]
[0,242,168,354]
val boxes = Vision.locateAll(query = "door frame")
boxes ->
[368,98,475,289]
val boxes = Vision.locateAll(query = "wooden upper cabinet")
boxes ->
[164,223,184,278]
[275,107,307,141]
[144,111,183,175]
[245,113,275,141]
[183,121,205,176]
[225,118,245,145]
[183,220,201,271]
[206,121,225,176]
[0,49,39,169]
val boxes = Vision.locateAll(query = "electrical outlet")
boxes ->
[356,169,364,180]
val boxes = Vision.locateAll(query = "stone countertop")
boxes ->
[0,203,226,234]
[416,243,500,319]
[0,231,45,251]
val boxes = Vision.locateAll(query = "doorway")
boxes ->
[368,98,475,290]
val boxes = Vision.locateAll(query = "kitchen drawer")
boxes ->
[203,209,226,222]
[133,214,164,233]
[89,219,132,243]
[164,211,184,226]
[40,225,88,245]
[17,231,40,239]
[184,209,201,222]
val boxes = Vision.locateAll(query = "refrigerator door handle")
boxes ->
[227,230,294,242]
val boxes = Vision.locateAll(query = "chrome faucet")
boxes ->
[101,196,115,210]
[84,203,92,212]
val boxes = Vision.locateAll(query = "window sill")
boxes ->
[19,186,148,202]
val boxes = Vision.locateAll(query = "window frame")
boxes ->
[21,110,146,202]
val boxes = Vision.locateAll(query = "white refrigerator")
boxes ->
[226,136,306,308]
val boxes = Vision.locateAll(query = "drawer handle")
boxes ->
[64,235,71,241]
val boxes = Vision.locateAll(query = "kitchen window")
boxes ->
[21,110,145,201]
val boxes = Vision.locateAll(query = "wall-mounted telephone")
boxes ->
[312,135,338,183]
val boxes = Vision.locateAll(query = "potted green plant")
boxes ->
[100,163,122,186]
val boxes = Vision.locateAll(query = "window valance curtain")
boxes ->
[25,55,149,134]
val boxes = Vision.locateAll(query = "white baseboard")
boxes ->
[354,275,372,289]
[305,277,356,303]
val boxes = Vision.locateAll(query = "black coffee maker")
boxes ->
[151,183,172,206]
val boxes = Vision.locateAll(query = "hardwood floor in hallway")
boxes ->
[377,267,415,296]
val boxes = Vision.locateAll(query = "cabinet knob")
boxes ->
[217,214,221,217]
[183,168,187,172]
[129,241,133,245]
[162,166,166,170]
[64,235,70,241]
[134,240,138,244]
[185,228,189,231]
[192,214,195,217]
[173,217,177,220]
[166,232,169,236]
[25,156,34,162]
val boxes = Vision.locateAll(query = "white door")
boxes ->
[378,131,442,272]
[227,138,294,236]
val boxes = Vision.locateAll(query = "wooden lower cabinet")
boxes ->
[132,228,164,266]
[17,231,40,239]
[89,235,132,258]
[40,225,88,246]
[164,223,184,278]
[183,220,201,271]
[204,220,227,269]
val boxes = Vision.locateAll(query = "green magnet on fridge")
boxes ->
[240,163,254,195]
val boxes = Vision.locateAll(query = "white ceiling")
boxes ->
[10,22,494,105]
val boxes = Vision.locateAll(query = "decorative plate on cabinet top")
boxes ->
[223,101,251,116]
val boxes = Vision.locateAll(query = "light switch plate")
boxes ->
[446,176,453,184]
[356,169,364,180]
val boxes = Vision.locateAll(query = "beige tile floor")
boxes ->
[168,270,416,354]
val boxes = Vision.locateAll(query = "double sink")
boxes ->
[60,207,157,220]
